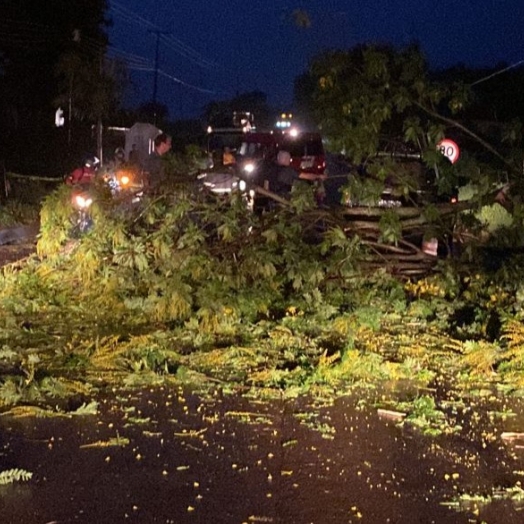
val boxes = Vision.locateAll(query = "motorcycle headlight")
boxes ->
[238,179,247,192]
[73,194,93,209]
[120,175,130,186]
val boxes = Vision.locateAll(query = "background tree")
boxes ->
[292,43,524,264]
[433,63,524,124]
[0,0,112,175]
[296,45,522,211]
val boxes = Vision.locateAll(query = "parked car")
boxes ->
[280,131,326,176]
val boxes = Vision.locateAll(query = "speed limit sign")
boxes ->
[437,138,460,164]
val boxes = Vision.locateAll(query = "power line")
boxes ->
[110,1,161,32]
[106,46,152,68]
[128,66,220,95]
[157,69,219,94]
[109,0,222,71]
[159,34,220,72]
[108,2,228,107]
[471,59,524,86]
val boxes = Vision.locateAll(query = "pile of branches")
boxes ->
[256,184,472,279]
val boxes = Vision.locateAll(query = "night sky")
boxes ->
[108,0,524,120]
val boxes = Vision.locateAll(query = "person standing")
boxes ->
[142,133,172,192]
[265,150,326,198]
[253,150,326,213]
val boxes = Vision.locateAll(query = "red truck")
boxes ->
[237,130,326,176]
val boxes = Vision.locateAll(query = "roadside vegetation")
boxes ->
[2,177,524,433]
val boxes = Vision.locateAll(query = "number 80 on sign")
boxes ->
[437,138,460,164]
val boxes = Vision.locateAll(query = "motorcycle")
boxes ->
[66,154,147,238]
[70,188,94,236]
[104,165,137,192]
[103,165,144,204]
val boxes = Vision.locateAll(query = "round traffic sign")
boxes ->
[437,138,460,164]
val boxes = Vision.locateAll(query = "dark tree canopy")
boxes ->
[0,0,110,174]
[292,43,524,256]
[295,44,522,186]
[432,63,524,124]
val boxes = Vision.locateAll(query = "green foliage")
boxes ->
[5,175,524,410]
[398,395,458,437]
[343,175,385,206]
[6,184,369,329]
[328,349,390,384]
[71,401,99,415]
[460,340,502,375]
[307,44,438,159]
[0,469,33,485]
[297,43,523,250]
[0,378,25,406]
[500,321,524,376]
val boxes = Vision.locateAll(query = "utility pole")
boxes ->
[148,30,170,123]
[96,53,104,165]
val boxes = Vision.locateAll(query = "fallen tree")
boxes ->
[255,183,478,278]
